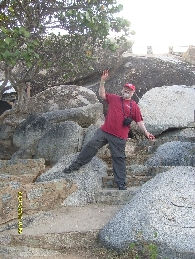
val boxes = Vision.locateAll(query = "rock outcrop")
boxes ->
[13,115,52,149]
[36,153,107,206]
[0,158,77,224]
[99,166,195,259]
[24,85,100,114]
[1,179,76,225]
[41,103,103,128]
[81,54,195,105]
[0,85,103,160]
[0,54,195,258]
[145,141,195,166]
[0,85,101,132]
[34,121,84,164]
[138,85,195,135]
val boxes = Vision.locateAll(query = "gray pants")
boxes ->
[70,129,126,187]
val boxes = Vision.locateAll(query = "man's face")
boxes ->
[121,87,135,99]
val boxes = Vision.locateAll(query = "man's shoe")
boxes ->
[118,183,127,190]
[62,167,73,174]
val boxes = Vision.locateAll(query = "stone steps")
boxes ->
[98,165,173,204]
[0,158,175,258]
[0,245,68,259]
[125,165,174,176]
[0,204,122,258]
[95,187,140,205]
[101,153,150,167]
[0,186,145,258]
[102,175,152,188]
[105,165,173,187]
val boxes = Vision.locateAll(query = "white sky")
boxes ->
[117,0,195,47]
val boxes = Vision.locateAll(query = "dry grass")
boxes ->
[60,243,159,259]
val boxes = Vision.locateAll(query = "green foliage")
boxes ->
[0,26,40,67]
[147,243,158,259]
[88,241,167,259]
[128,242,159,259]
[0,0,133,101]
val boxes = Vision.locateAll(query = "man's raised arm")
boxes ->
[99,70,109,100]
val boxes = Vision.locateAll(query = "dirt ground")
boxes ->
[26,248,136,259]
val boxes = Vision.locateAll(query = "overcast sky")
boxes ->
[117,0,195,47]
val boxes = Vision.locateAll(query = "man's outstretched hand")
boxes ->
[145,131,155,140]
[101,70,109,81]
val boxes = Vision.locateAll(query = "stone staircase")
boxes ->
[104,164,174,189]
[0,138,173,258]
[95,164,173,205]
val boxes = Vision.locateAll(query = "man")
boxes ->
[63,70,155,190]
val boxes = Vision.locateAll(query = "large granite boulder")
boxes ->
[0,85,101,134]
[36,153,107,206]
[0,122,17,159]
[11,103,103,160]
[41,103,103,128]
[11,146,36,160]
[156,128,195,143]
[23,85,100,115]
[82,55,195,106]
[13,115,52,148]
[34,121,84,164]
[0,139,18,160]
[0,124,14,140]
[0,86,103,161]
[138,85,195,135]
[99,166,195,259]
[145,141,195,166]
